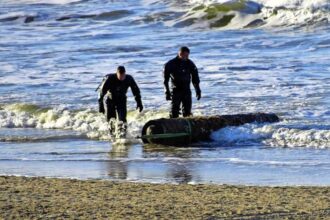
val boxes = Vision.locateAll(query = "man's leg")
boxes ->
[116,100,127,123]
[170,91,181,118]
[115,100,127,138]
[182,91,192,117]
[106,99,116,122]
[106,99,116,136]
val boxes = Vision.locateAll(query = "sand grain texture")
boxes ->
[0,176,329,219]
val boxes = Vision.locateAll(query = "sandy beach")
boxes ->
[0,176,329,219]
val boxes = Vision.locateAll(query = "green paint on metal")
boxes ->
[141,133,190,139]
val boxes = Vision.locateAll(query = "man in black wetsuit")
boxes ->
[163,46,201,118]
[98,66,143,138]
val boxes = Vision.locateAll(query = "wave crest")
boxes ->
[169,0,330,29]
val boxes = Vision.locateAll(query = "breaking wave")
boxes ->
[1,0,330,29]
[0,103,168,141]
[168,0,330,29]
[1,103,329,148]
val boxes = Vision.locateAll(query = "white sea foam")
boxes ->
[257,0,330,10]
[269,127,330,148]
[1,104,329,148]
[0,103,168,141]
[211,123,330,148]
[189,0,330,10]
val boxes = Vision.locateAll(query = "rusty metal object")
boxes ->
[141,113,279,145]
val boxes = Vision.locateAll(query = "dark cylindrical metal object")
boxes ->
[141,113,280,145]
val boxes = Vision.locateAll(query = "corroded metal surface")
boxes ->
[142,113,280,145]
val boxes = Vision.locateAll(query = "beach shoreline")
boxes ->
[0,176,329,219]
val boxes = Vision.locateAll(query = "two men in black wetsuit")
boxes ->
[98,47,201,138]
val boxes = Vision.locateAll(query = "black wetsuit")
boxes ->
[163,56,201,118]
[99,74,142,123]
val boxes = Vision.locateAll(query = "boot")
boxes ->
[109,119,116,139]
[116,121,127,139]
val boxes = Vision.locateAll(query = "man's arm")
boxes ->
[129,76,143,112]
[190,61,201,100]
[163,62,171,100]
[98,75,110,113]
[98,75,110,101]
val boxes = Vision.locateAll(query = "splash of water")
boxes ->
[0,103,168,141]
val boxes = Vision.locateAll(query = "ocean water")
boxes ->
[0,0,330,185]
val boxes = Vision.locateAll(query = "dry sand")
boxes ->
[0,176,329,219]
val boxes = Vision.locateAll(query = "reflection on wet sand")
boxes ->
[166,164,193,184]
[107,144,130,180]
[105,143,200,183]
[109,144,131,158]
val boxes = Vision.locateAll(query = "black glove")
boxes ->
[136,99,143,112]
[165,91,172,101]
[196,89,201,101]
[98,100,105,114]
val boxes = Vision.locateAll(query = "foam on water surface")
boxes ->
[0,103,169,141]
[1,103,330,148]
[189,0,330,10]
[211,123,330,149]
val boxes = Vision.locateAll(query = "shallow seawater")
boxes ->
[1,136,330,185]
[0,0,330,185]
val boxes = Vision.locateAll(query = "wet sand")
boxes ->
[0,176,329,219]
